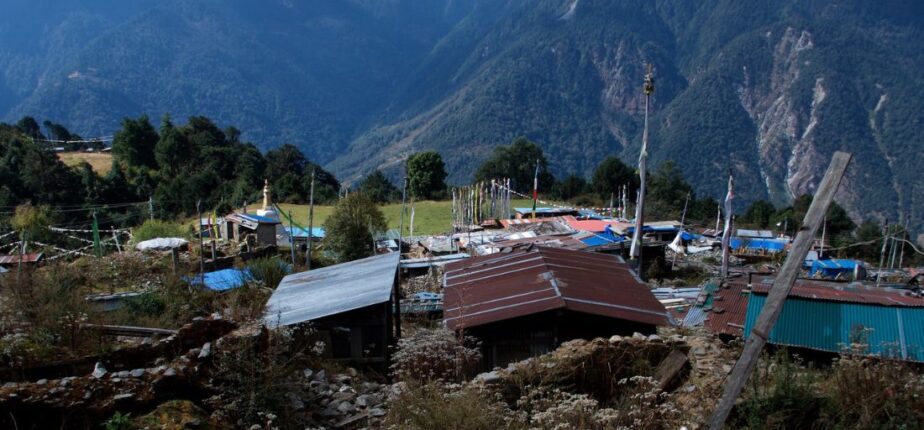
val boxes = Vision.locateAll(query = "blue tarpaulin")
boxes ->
[188,268,249,292]
[810,259,859,278]
[578,231,625,246]
[729,238,787,253]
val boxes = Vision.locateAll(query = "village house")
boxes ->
[263,252,401,367]
[443,246,670,369]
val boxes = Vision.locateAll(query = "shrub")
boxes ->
[212,326,312,429]
[821,356,924,429]
[390,328,481,383]
[733,351,826,430]
[132,219,187,243]
[385,382,516,430]
[245,257,289,289]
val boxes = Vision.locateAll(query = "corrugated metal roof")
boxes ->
[285,226,326,239]
[0,253,44,265]
[737,229,774,238]
[513,207,578,215]
[745,292,924,361]
[751,278,924,307]
[263,252,399,326]
[703,282,750,337]
[561,216,619,233]
[682,306,707,327]
[490,234,588,252]
[443,247,669,330]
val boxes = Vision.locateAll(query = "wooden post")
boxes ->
[307,170,315,270]
[111,228,122,254]
[395,175,408,339]
[288,210,296,267]
[196,200,204,281]
[707,151,852,429]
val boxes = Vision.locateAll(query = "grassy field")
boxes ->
[57,151,113,175]
[276,198,535,236]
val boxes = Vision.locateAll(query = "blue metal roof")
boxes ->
[745,293,924,361]
[285,226,326,239]
[238,213,280,224]
[578,232,625,246]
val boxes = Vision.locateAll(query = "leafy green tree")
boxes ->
[12,203,52,242]
[474,137,554,193]
[742,200,776,228]
[112,115,159,169]
[359,170,400,203]
[853,219,883,261]
[553,174,589,201]
[14,117,43,139]
[407,151,447,200]
[647,161,695,219]
[323,192,387,262]
[154,115,189,175]
[591,156,637,199]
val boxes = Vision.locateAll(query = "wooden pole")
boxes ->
[395,175,408,339]
[707,151,852,429]
[196,200,204,281]
[307,169,315,270]
[288,210,296,267]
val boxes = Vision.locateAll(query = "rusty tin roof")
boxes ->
[443,247,669,330]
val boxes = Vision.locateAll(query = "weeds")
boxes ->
[390,328,481,384]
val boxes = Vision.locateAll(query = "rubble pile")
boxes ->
[298,367,393,428]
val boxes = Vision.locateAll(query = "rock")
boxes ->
[314,369,326,382]
[249,425,262,430]
[198,342,212,359]
[91,362,107,378]
[648,334,661,342]
[369,408,386,417]
[303,368,314,380]
[692,347,707,357]
[474,371,501,384]
[334,374,352,384]
[36,379,48,385]
[116,371,131,378]
[84,391,93,400]
[337,401,355,414]
[130,369,146,378]
[632,332,646,340]
[164,368,177,377]
[609,335,624,343]
[356,393,383,408]
[722,364,732,373]
[2,382,16,389]
[332,391,356,402]
[113,393,133,401]
[112,378,122,383]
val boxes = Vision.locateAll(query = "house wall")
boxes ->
[465,310,657,370]
[301,302,393,367]
[256,225,277,246]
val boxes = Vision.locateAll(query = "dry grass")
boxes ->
[57,151,113,175]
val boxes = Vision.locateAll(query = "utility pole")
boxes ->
[630,63,655,271]
[877,220,889,287]
[395,175,409,339]
[307,169,315,270]
[708,151,851,429]
[899,217,909,268]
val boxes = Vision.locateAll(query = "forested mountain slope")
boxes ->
[2,0,922,235]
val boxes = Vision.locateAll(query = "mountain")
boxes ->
[2,0,923,238]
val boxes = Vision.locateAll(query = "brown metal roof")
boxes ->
[443,247,669,330]
[703,282,750,337]
[0,253,44,265]
[750,277,924,307]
